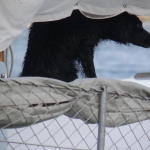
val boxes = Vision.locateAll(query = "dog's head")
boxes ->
[106,12,150,48]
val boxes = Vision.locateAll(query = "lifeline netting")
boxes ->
[0,77,150,150]
[0,77,150,128]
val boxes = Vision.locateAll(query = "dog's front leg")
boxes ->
[78,45,97,78]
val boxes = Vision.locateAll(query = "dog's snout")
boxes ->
[144,36,150,47]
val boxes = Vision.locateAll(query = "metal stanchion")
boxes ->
[97,86,107,150]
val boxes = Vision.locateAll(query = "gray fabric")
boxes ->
[0,77,150,128]
[68,78,150,127]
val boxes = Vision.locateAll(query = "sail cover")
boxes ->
[0,77,150,128]
[0,0,150,51]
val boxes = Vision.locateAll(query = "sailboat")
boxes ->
[0,1,150,150]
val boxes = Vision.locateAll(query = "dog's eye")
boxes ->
[137,23,141,28]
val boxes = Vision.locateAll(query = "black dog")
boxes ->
[20,10,150,82]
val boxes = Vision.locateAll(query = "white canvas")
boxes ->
[0,0,150,51]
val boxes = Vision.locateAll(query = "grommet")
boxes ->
[123,4,127,8]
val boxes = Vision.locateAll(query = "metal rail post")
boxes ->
[97,86,107,150]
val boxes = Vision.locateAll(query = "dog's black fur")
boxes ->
[20,10,150,82]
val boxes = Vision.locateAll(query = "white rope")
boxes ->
[8,46,14,77]
[3,46,14,78]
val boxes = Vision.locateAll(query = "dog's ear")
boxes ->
[116,11,128,17]
[121,11,128,15]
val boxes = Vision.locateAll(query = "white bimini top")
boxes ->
[0,0,150,51]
